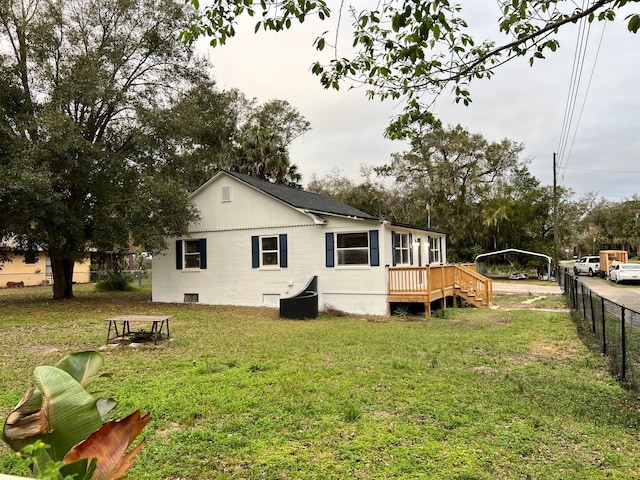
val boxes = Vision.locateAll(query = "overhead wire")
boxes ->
[560,21,607,175]
[555,5,585,168]
[555,0,592,175]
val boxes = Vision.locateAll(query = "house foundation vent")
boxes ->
[184,293,199,303]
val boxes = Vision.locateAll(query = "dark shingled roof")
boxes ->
[223,170,379,221]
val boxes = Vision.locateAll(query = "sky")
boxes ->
[198,1,640,201]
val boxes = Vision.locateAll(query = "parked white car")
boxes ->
[573,256,600,277]
[609,263,640,284]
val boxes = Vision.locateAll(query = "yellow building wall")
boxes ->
[0,253,91,288]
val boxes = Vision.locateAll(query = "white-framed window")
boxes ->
[429,236,441,264]
[176,239,207,270]
[261,236,279,267]
[336,232,369,266]
[394,232,410,265]
[326,231,379,268]
[184,240,202,269]
[252,234,288,269]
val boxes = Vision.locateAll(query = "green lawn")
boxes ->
[1,285,640,479]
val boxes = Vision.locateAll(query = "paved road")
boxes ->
[491,274,640,311]
[571,273,640,311]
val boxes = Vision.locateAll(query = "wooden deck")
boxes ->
[387,264,493,317]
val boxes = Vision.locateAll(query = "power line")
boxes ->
[560,21,607,173]
[555,2,586,169]
[563,166,638,173]
[556,2,592,174]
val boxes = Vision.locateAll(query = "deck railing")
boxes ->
[387,264,492,307]
[454,263,493,306]
[387,266,428,293]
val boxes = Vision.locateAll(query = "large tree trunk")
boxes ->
[49,246,75,299]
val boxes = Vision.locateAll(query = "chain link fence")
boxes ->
[90,269,152,288]
[558,267,640,389]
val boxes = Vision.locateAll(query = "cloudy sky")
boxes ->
[198,1,640,201]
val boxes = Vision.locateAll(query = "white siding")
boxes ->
[189,175,313,232]
[152,219,390,316]
[152,173,448,316]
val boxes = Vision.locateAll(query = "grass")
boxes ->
[492,293,569,310]
[2,285,640,479]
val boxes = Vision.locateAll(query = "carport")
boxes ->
[475,248,553,281]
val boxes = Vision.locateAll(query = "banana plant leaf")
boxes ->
[57,353,117,421]
[2,386,46,445]
[59,457,98,480]
[4,366,103,461]
[63,410,151,480]
[54,352,106,389]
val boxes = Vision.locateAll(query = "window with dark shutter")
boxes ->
[199,238,207,269]
[176,240,183,270]
[369,230,379,267]
[251,234,288,268]
[279,234,288,268]
[325,233,335,268]
[251,236,260,268]
[184,240,202,269]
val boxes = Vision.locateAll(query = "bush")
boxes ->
[95,272,133,291]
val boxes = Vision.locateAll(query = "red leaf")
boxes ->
[63,410,151,480]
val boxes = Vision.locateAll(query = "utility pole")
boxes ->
[553,153,559,266]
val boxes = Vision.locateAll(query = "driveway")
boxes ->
[571,273,640,311]
[492,280,563,295]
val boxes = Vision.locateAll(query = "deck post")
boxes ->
[425,266,431,318]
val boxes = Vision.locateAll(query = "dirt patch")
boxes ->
[529,340,586,360]
[471,365,499,375]
[22,344,60,355]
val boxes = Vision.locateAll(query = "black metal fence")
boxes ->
[90,269,152,287]
[558,267,640,389]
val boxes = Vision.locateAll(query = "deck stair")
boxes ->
[387,264,493,317]
[454,263,493,308]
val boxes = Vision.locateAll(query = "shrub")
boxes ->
[95,273,133,292]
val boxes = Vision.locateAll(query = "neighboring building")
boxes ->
[152,170,492,316]
[0,246,91,288]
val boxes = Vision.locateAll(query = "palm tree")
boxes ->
[233,129,302,187]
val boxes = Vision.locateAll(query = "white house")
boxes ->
[152,170,491,316]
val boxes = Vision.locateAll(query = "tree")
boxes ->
[0,0,203,299]
[138,82,242,192]
[376,125,524,248]
[140,85,310,191]
[232,99,310,187]
[374,125,554,259]
[579,196,640,255]
[182,0,639,137]
[307,166,390,217]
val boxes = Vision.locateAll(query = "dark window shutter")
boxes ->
[391,230,396,266]
[369,230,379,267]
[199,238,207,269]
[175,240,183,270]
[279,234,288,268]
[325,232,334,268]
[409,233,413,265]
[251,236,259,268]
[439,237,443,263]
